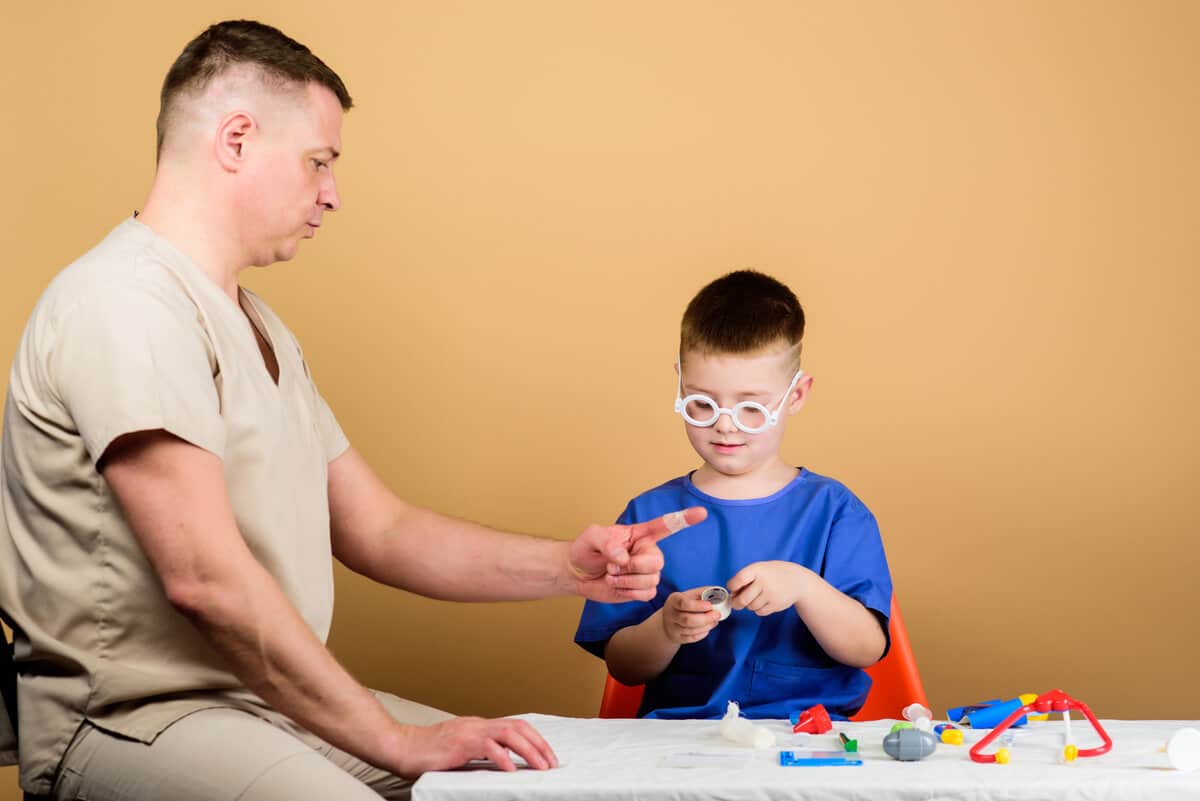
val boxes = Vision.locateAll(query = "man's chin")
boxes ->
[269,242,302,265]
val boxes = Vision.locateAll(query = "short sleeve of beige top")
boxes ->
[0,218,350,793]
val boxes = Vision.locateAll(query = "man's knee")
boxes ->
[53,709,384,801]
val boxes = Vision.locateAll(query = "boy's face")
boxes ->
[678,346,812,480]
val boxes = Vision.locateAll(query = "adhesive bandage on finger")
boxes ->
[663,510,689,533]
[701,586,732,621]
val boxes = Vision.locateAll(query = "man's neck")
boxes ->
[137,176,245,302]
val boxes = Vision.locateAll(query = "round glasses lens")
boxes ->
[683,397,719,426]
[733,404,769,432]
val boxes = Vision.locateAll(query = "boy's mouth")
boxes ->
[712,442,745,454]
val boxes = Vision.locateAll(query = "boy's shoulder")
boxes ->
[621,474,692,512]
[799,469,867,505]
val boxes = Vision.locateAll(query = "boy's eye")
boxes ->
[737,407,768,428]
[312,159,328,170]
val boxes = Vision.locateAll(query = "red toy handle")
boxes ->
[968,689,1113,764]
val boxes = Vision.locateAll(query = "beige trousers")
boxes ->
[50,691,453,801]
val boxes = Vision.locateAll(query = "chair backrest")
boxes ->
[2,630,19,766]
[849,595,927,721]
[3,628,68,801]
[598,670,643,719]
[598,594,927,720]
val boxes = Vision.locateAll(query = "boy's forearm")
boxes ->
[793,577,887,668]
[603,610,680,685]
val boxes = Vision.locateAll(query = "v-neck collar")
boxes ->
[238,288,282,387]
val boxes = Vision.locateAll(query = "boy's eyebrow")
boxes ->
[684,384,774,399]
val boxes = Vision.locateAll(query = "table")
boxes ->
[412,714,1200,800]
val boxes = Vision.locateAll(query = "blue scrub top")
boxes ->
[575,469,892,720]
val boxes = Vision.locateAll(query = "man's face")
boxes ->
[241,83,343,266]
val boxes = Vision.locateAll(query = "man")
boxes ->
[0,20,704,800]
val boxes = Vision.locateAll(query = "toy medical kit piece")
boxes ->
[903,703,934,731]
[949,697,1028,728]
[720,701,775,749]
[780,750,862,767]
[968,689,1112,765]
[1017,693,1049,721]
[838,731,858,752]
[791,703,832,735]
[701,586,732,620]
[883,723,938,761]
[1166,728,1200,772]
[934,723,963,746]
[948,693,1049,728]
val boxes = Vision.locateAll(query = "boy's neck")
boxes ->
[691,458,800,500]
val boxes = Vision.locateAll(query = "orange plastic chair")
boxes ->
[598,595,927,721]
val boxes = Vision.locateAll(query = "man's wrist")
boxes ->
[560,539,588,596]
[379,721,422,778]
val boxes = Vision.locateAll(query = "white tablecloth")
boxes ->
[412,714,1200,800]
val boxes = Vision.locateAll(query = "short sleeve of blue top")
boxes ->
[574,469,892,720]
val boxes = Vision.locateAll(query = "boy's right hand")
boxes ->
[660,588,722,644]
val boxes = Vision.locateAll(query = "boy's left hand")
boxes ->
[727,560,811,615]
[567,507,707,603]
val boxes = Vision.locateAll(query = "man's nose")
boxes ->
[319,173,341,212]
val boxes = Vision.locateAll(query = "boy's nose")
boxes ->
[714,411,738,434]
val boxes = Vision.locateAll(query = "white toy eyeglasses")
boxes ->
[674,357,805,435]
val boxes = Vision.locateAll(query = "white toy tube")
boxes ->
[720,701,775,749]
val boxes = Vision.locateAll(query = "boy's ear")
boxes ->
[786,374,814,416]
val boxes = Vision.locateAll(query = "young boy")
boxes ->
[574,270,892,720]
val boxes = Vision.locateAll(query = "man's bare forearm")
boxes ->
[174,556,408,763]
[338,501,576,601]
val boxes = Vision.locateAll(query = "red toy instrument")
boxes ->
[968,689,1113,764]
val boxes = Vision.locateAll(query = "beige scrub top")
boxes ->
[0,218,350,793]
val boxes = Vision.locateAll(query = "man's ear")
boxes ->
[787,374,814,416]
[214,111,256,172]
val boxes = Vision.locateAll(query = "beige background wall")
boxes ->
[2,0,1198,794]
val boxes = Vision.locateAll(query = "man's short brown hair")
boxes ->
[156,19,353,157]
[680,270,806,363]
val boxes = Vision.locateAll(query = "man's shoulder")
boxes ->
[44,219,196,315]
